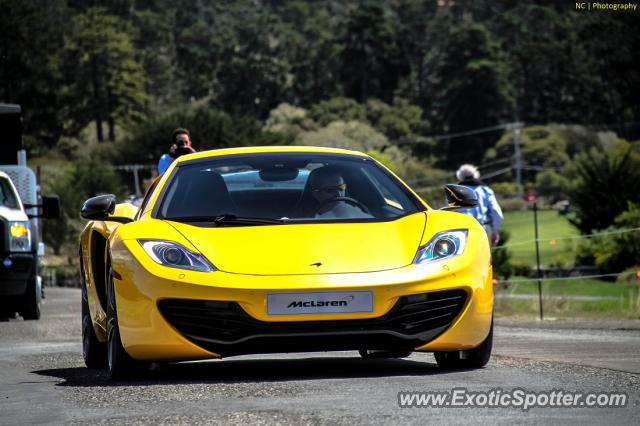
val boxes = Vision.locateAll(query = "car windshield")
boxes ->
[0,177,20,209]
[156,152,423,223]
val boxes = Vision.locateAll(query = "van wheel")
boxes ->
[20,278,41,320]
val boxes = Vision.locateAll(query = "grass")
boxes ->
[494,277,640,319]
[501,210,579,267]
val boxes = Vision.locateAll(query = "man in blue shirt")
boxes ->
[158,128,197,174]
[456,164,504,246]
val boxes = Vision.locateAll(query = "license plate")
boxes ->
[267,291,374,315]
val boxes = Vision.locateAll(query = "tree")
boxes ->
[42,161,124,255]
[486,125,571,184]
[426,22,514,165]
[339,0,405,103]
[0,0,67,148]
[131,8,178,108]
[569,143,640,233]
[118,105,291,164]
[276,1,343,106]
[60,7,149,141]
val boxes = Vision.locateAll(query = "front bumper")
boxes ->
[0,253,36,296]
[109,238,493,361]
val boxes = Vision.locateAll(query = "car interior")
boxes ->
[159,160,416,222]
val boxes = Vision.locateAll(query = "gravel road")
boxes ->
[1,287,639,425]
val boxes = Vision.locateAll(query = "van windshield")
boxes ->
[0,177,20,209]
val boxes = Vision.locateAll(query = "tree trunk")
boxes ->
[95,115,103,142]
[91,55,104,142]
[108,116,115,142]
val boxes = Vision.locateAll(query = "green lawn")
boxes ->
[500,210,579,267]
[494,277,640,319]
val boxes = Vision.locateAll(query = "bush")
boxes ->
[42,161,125,256]
[115,105,292,164]
[535,170,569,203]
[575,203,640,273]
[568,142,640,233]
[511,261,534,278]
[499,197,527,212]
[492,229,513,280]
[491,182,516,198]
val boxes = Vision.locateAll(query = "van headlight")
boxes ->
[414,230,468,264]
[9,221,31,252]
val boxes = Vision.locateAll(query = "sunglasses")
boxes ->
[313,183,347,193]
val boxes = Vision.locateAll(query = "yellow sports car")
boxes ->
[79,146,493,379]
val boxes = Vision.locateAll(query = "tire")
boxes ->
[434,319,493,369]
[106,265,145,380]
[81,268,106,368]
[359,349,412,359]
[20,278,41,320]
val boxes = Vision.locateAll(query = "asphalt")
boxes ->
[1,287,639,425]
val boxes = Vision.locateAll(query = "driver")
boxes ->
[308,166,371,219]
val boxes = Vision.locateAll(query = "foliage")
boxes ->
[339,0,404,103]
[308,97,428,142]
[0,0,67,147]
[568,143,640,233]
[42,161,124,255]
[486,125,571,183]
[59,7,150,141]
[492,229,513,280]
[535,170,570,203]
[426,22,514,165]
[117,105,292,164]
[575,203,640,273]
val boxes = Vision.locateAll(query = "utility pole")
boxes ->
[513,124,523,198]
[533,202,544,321]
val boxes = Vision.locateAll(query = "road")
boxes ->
[1,287,639,425]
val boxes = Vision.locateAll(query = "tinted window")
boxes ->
[156,153,423,222]
[0,177,19,209]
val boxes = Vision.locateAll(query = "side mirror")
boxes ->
[80,195,133,223]
[41,195,61,219]
[442,184,478,210]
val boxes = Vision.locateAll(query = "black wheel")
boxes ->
[20,278,41,320]
[359,349,412,359]
[81,266,106,368]
[106,265,145,380]
[434,319,493,369]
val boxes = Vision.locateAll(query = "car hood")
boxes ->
[167,212,426,275]
[0,206,28,222]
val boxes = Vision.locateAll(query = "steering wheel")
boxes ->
[312,196,371,216]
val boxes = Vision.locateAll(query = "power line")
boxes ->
[495,270,637,284]
[494,226,640,250]
[398,122,523,144]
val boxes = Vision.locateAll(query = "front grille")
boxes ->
[159,289,467,356]
[0,221,5,253]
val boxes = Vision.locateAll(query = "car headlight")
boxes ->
[138,240,216,272]
[10,221,31,252]
[414,230,468,265]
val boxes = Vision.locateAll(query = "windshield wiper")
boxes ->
[166,214,286,226]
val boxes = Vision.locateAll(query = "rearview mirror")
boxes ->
[259,166,299,182]
[80,194,132,223]
[442,184,478,210]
